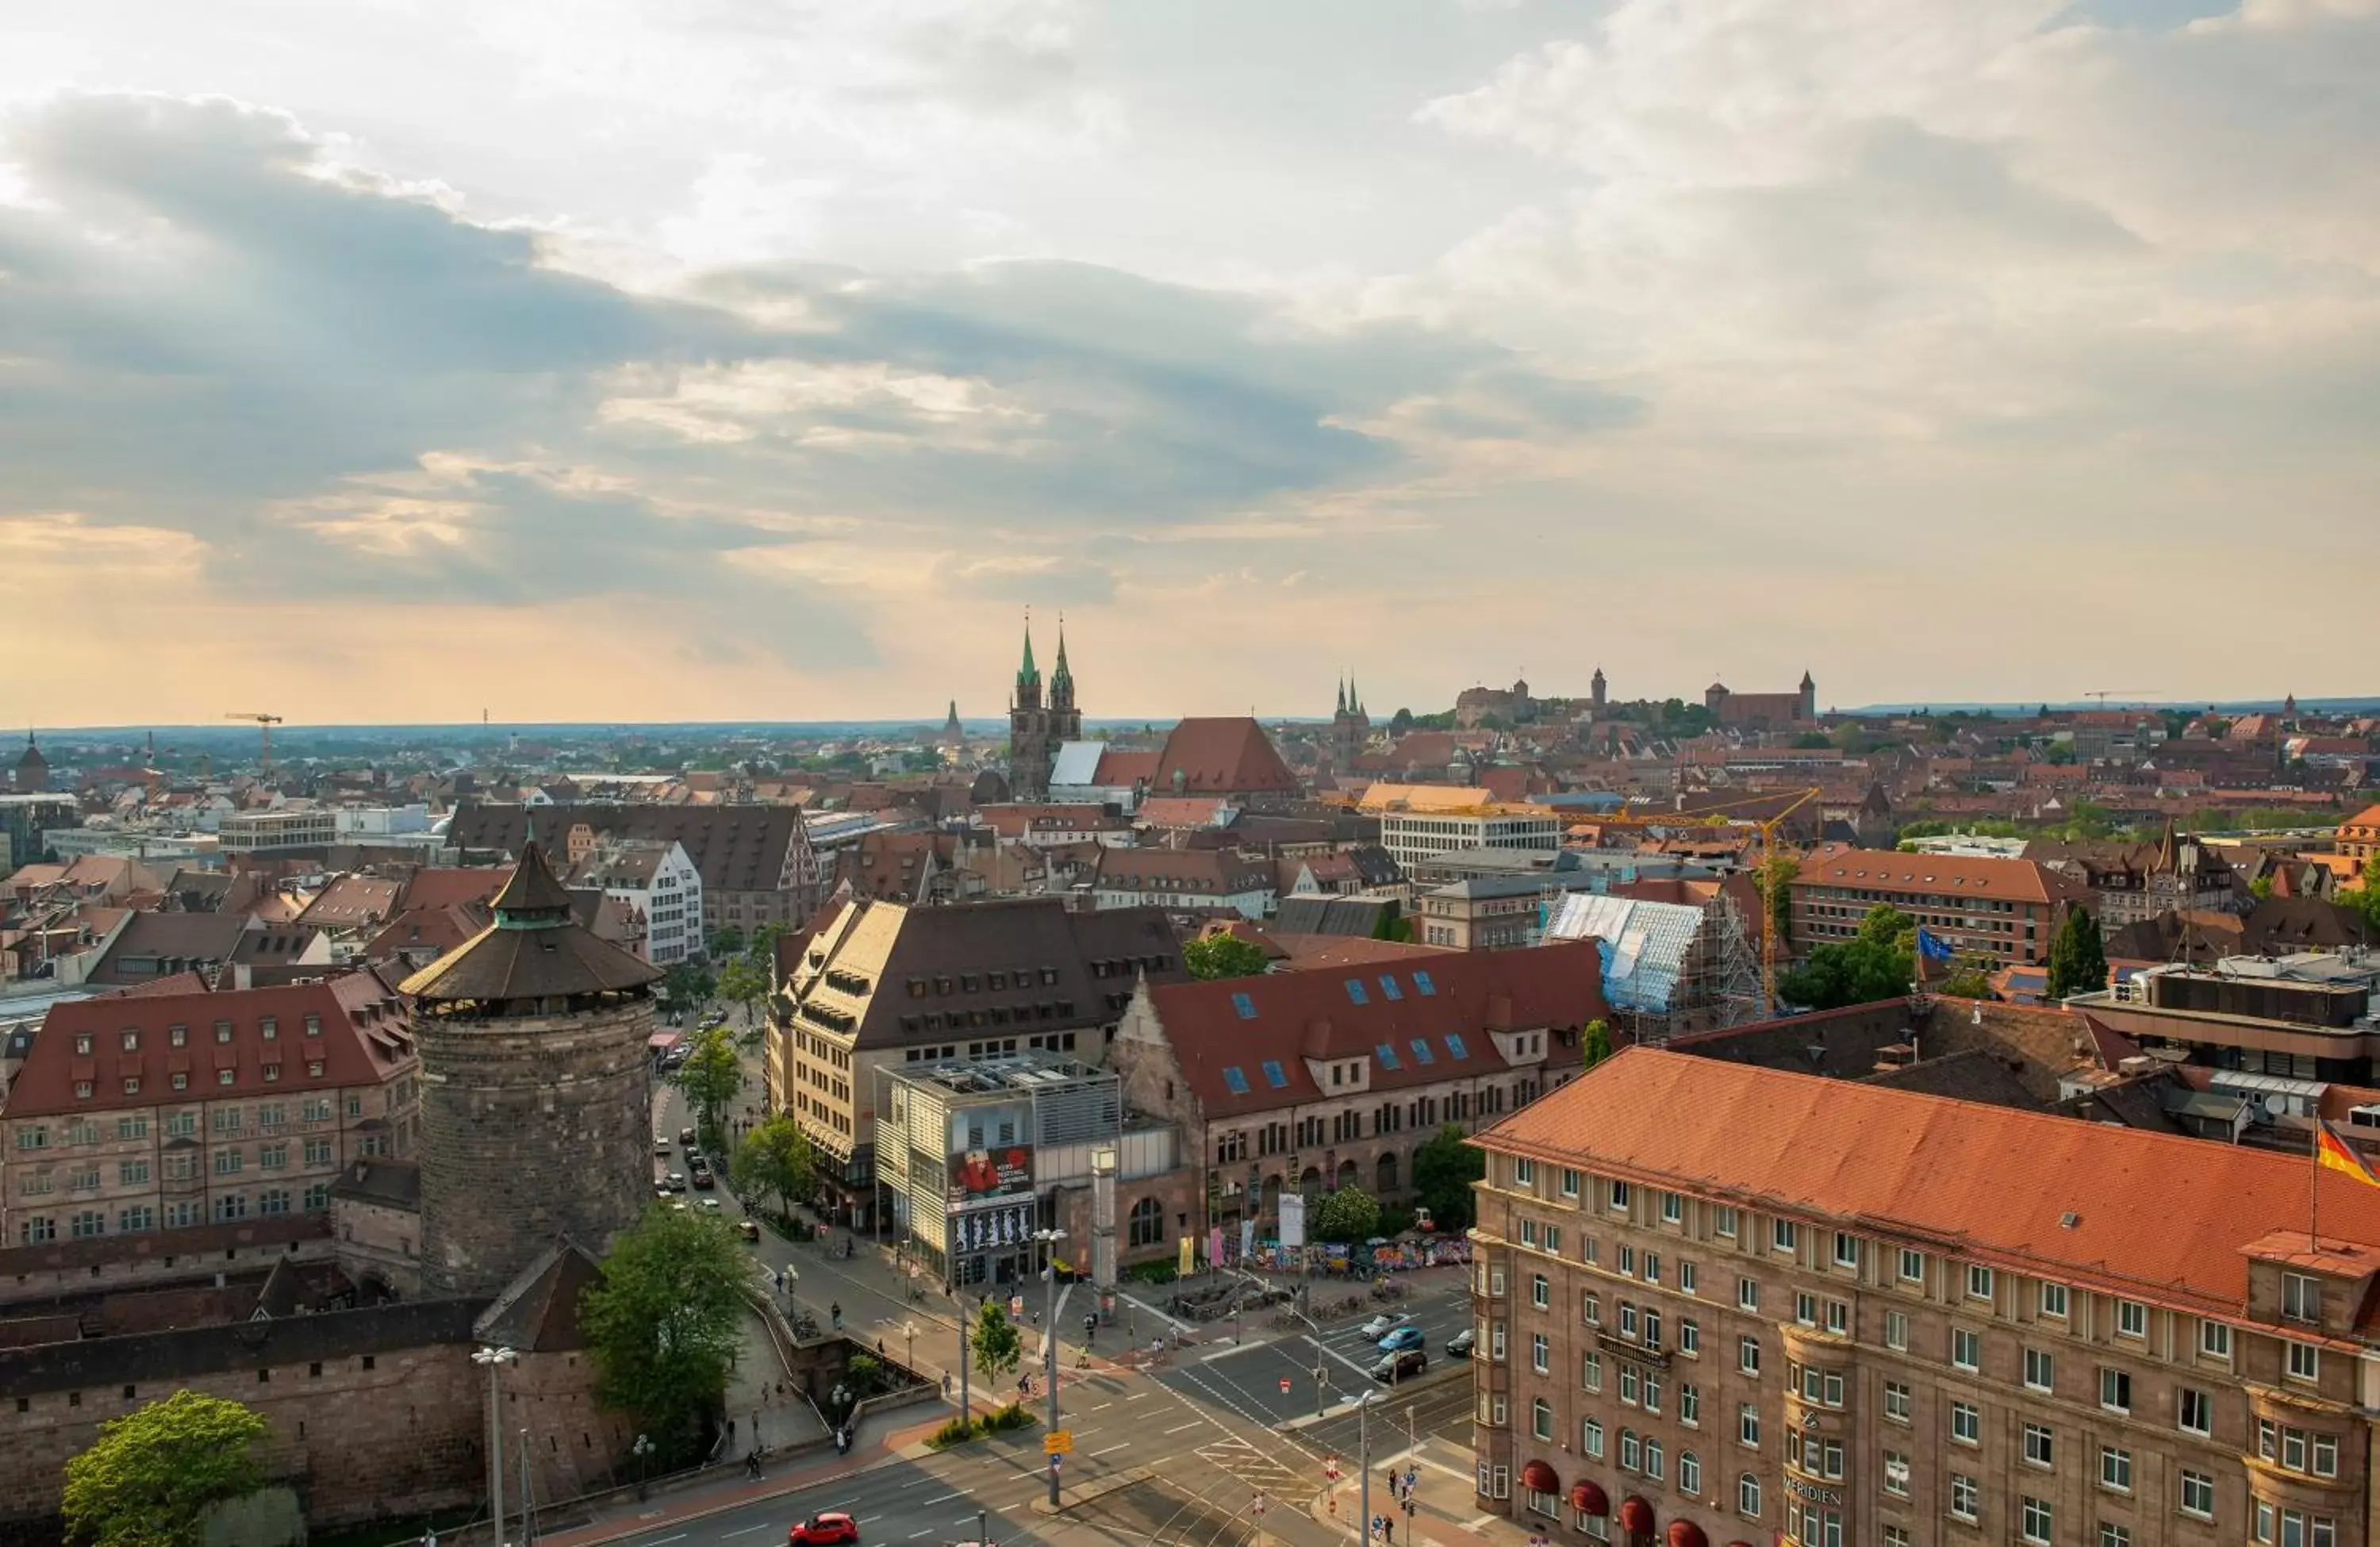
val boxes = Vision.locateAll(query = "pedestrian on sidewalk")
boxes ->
[830,1301,842,1330]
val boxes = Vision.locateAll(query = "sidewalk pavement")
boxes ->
[1307,1434,1526,1547]
[537,1407,952,1547]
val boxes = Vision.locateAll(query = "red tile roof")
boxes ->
[1091,748,1161,785]
[1145,941,1607,1119]
[10,973,411,1119]
[1152,718,1297,797]
[1476,1047,2380,1322]
[1791,846,2089,907]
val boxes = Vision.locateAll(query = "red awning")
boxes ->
[1570,1481,1609,1515]
[1666,1522,1709,1547]
[1520,1461,1560,1494]
[1618,1497,1655,1536]
[647,1030,681,1050]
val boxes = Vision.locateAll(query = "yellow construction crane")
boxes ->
[224,712,285,774]
[1628,784,1821,1016]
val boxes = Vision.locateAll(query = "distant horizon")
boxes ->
[14,696,2378,744]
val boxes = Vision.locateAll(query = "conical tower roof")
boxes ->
[1018,618,1040,685]
[401,839,659,1002]
[1052,619,1072,686]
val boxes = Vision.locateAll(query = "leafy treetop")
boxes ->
[64,1390,270,1547]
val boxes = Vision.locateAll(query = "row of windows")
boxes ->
[64,1014,327,1055]
[16,1184,332,1242]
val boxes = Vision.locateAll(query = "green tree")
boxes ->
[716,955,772,1027]
[674,1027,743,1146]
[1369,906,1414,944]
[971,1302,1023,1388]
[659,960,716,1012]
[2249,874,2275,900]
[1792,731,1833,749]
[2348,855,2380,935]
[744,920,789,968]
[2044,908,2109,999]
[580,1203,749,1466]
[1411,1123,1485,1232]
[63,1390,269,1547]
[1389,708,1415,735]
[1936,959,1995,1000]
[708,924,746,959]
[1581,1019,1614,1070]
[1315,1184,1382,1242]
[1183,933,1269,981]
[731,1112,816,1220]
[1777,905,1916,1011]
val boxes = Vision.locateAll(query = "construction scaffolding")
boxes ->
[1542,888,1760,1044]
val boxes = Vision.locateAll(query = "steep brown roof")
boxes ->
[1151,718,1297,797]
[400,843,660,1002]
[1146,940,1606,1119]
[1793,846,2090,907]
[1476,1047,2380,1325]
[394,866,513,912]
[445,801,811,899]
[10,973,409,1119]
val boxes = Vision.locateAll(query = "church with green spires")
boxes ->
[1007,614,1082,799]
[1330,674,1371,768]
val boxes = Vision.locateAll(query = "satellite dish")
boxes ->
[2264,1094,2288,1116]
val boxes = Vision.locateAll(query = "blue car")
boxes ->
[1377,1325,1425,1353]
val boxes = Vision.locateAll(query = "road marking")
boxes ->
[908,1531,934,1540]
[919,1491,966,1504]
[643,1537,687,1545]
[722,1527,774,1539]
[1081,1402,1110,1412]
[1090,1442,1130,1457]
[1165,1420,1203,1434]
[1203,1341,1271,1361]
[1124,1390,1148,1400]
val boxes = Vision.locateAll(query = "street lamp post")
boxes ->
[1356,1390,1381,1547]
[1033,1227,1065,1507]
[631,1434,653,1501]
[472,1345,517,1547]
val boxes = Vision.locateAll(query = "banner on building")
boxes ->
[1279,1192,1307,1249]
[1240,1218,1257,1260]
[1208,1225,1224,1266]
[948,1200,1036,1257]
[949,1144,1035,1206]
[1177,1235,1195,1276]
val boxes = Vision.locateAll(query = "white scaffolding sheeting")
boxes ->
[1545,892,1707,1014]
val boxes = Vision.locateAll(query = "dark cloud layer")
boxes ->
[0,93,1635,660]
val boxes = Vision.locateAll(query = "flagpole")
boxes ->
[2310,1130,2320,1250]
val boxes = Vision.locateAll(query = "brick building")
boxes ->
[1106,942,1607,1241]
[1468,1047,2380,1547]
[445,800,823,937]
[2,974,416,1250]
[1789,846,2091,968]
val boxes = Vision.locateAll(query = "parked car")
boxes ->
[700,1197,722,1212]
[664,1173,687,1192]
[1446,1327,1476,1358]
[679,1127,697,1146]
[652,1138,671,1156]
[1377,1325,1426,1353]
[1370,1349,1428,1383]
[738,1219,761,1242]
[1359,1311,1412,1340]
[789,1514,858,1545]
[692,1171,715,1192]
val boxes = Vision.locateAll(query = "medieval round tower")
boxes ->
[402,839,660,1298]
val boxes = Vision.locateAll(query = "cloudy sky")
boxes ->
[3,0,2373,725]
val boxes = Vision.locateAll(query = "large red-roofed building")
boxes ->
[1467,1046,2380,1547]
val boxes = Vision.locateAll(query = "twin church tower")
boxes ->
[1008,616,1082,800]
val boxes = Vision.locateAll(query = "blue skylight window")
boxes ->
[1261,1059,1289,1089]
[1231,992,1257,1019]
[1223,1065,1250,1095]
[1409,1038,1436,1065]
[1378,976,1403,1001]
[1412,970,1438,996]
[1445,1032,1469,1061]
[1344,978,1368,1005]
[1376,1042,1401,1070]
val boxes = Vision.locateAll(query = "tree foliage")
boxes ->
[971,1302,1023,1387]
[1778,905,1915,1011]
[716,956,772,1023]
[1315,1184,1382,1242]
[658,960,716,1011]
[708,924,746,959]
[63,1390,269,1547]
[579,1203,749,1466]
[2044,908,2109,999]
[2349,856,2380,935]
[1935,960,1996,1000]
[731,1112,816,1219]
[1412,1123,1484,1232]
[1184,933,1269,981]
[1581,1019,1614,1070]
[673,1027,743,1145]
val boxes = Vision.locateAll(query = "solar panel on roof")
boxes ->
[1344,978,1368,1005]
[1376,1042,1400,1070]
[1412,970,1436,996]
[1409,1038,1434,1065]
[1261,1059,1288,1088]
[1223,1065,1250,1094]
[1377,975,1403,1000]
[1231,992,1257,1019]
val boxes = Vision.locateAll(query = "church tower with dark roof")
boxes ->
[1008,615,1080,800]
[403,838,661,1297]
[14,731,48,794]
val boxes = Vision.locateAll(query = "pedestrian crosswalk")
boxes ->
[1195,1434,1310,1492]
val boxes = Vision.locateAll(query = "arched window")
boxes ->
[1679,1451,1700,1495]
[1127,1197,1163,1248]
[1376,1151,1399,1193]
[1738,1474,1762,1518]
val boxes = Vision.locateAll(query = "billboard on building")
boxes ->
[1279,1192,1306,1248]
[948,1143,1035,1205]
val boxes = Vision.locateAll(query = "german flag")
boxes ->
[2317,1123,2380,1188]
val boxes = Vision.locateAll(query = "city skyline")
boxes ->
[3,1,2374,722]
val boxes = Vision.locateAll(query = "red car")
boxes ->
[789,1514,859,1545]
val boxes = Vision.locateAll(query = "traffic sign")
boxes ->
[1044,1430,1074,1454]
[1325,1458,1342,1481]
[1279,1377,1292,1394]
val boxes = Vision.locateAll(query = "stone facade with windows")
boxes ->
[1468,1047,2378,1547]
[2,975,416,1249]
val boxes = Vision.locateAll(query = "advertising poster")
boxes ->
[948,1143,1034,1205]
